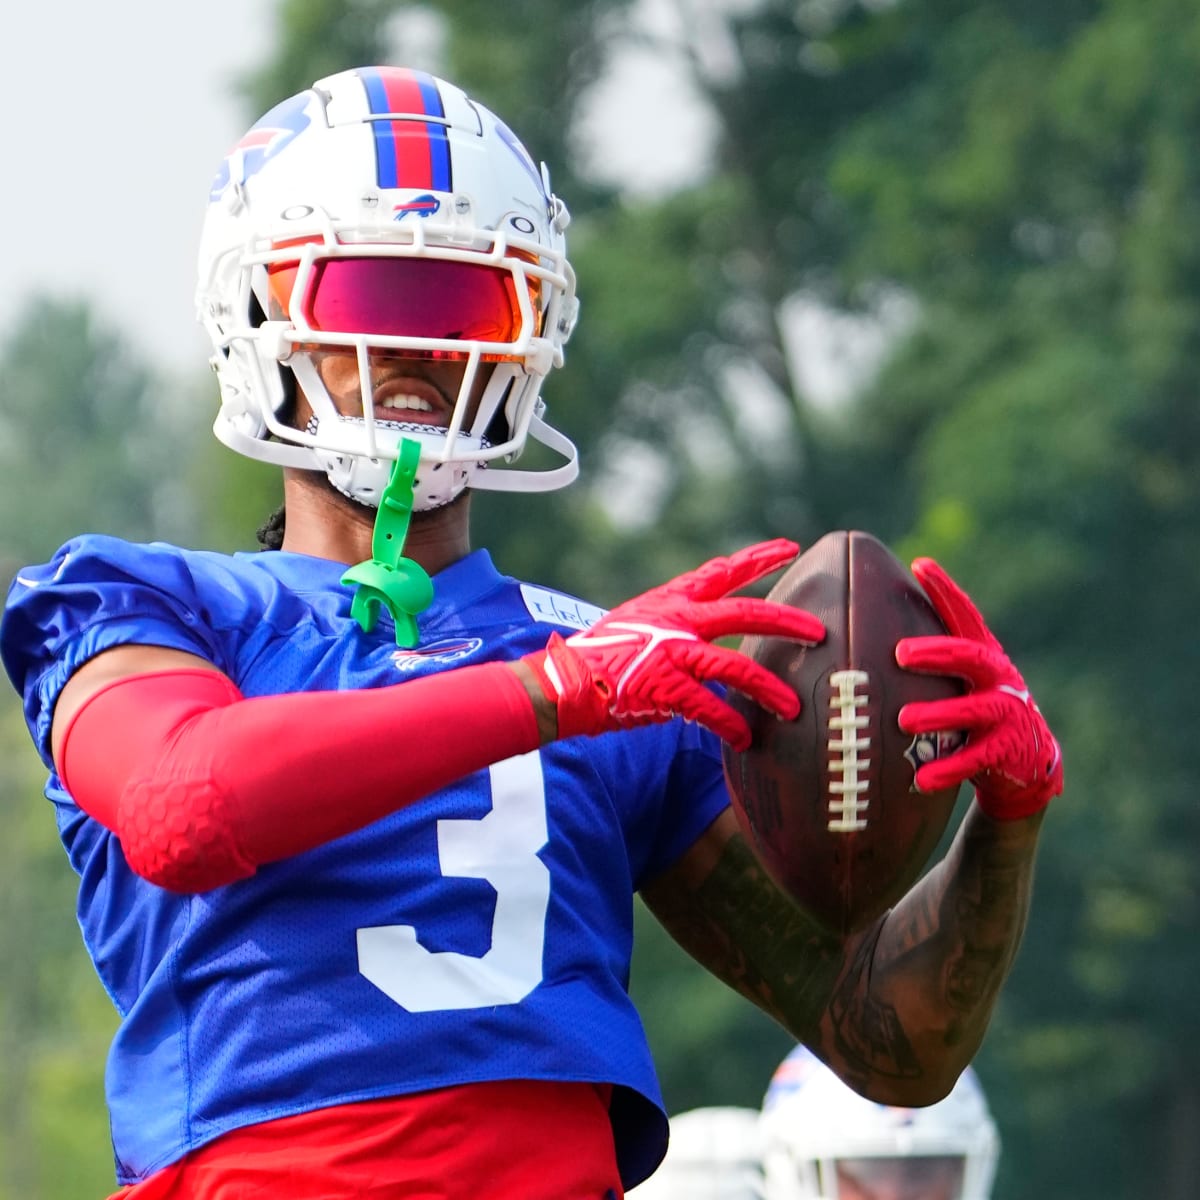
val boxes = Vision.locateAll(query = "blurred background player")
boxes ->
[627,1047,998,1200]
[760,1045,1000,1200]
[627,1106,766,1199]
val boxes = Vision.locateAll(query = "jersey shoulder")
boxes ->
[1,535,279,757]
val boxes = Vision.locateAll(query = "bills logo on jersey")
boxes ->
[209,93,312,201]
[391,636,483,671]
[393,193,441,220]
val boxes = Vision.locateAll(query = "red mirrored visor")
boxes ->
[267,255,541,344]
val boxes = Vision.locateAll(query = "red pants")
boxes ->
[109,1080,622,1199]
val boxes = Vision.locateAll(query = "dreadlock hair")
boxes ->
[257,504,286,551]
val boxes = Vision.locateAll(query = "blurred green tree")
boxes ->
[812,3,1200,1195]
[0,298,198,564]
[0,702,116,1197]
[0,299,186,1196]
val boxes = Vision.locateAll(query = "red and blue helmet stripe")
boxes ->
[359,67,453,192]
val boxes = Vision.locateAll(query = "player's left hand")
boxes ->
[894,557,1063,820]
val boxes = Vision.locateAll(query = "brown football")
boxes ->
[722,530,963,935]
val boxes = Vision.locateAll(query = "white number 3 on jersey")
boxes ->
[356,751,550,1012]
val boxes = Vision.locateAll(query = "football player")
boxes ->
[760,1044,1000,1200]
[0,67,1061,1198]
[626,1106,766,1198]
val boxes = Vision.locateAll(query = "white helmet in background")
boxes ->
[761,1046,999,1200]
[629,1106,767,1199]
[196,65,579,511]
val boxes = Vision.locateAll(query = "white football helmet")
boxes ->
[760,1047,999,1200]
[628,1106,767,1199]
[196,66,579,510]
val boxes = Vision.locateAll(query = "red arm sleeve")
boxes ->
[57,664,541,893]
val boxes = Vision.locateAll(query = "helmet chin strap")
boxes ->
[340,438,434,647]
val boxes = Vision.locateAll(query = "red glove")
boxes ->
[523,538,824,751]
[895,558,1063,820]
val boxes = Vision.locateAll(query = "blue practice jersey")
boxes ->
[0,536,732,1189]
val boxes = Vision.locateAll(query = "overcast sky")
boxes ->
[2,1,272,373]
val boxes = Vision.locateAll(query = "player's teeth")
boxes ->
[380,396,433,412]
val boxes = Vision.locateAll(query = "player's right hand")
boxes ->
[521,539,825,750]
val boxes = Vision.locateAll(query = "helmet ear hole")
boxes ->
[248,289,267,329]
[277,366,298,422]
[484,377,517,448]
[247,290,297,419]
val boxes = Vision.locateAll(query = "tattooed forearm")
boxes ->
[827,924,921,1088]
[642,823,845,1041]
[845,804,1044,1087]
[642,802,1045,1105]
[942,858,1022,1022]
[808,805,1043,1101]
[886,876,939,949]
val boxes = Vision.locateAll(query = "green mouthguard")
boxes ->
[341,438,434,648]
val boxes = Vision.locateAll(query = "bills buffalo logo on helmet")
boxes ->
[209,93,312,201]
[392,194,441,220]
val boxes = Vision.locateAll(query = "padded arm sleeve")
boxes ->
[58,664,541,893]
